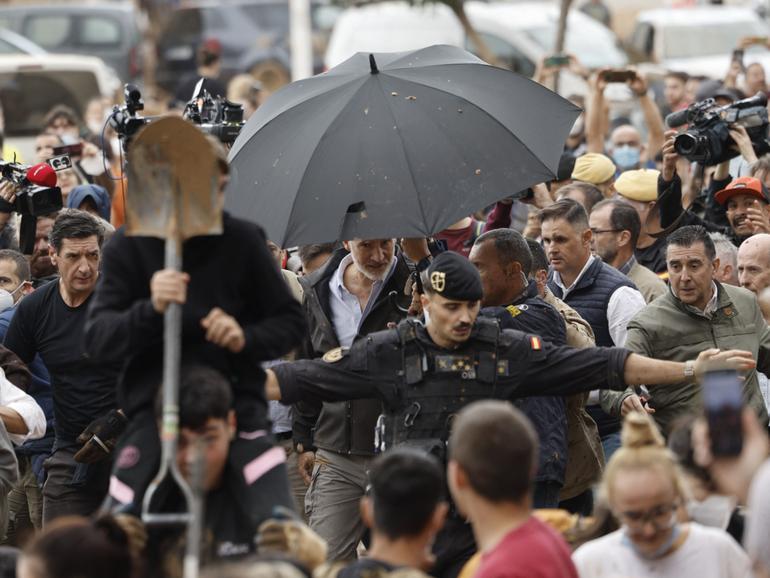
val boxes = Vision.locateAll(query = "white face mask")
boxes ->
[0,282,27,312]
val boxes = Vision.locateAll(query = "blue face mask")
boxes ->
[621,522,681,560]
[613,145,641,170]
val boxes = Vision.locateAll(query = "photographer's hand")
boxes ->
[150,269,189,313]
[628,69,648,97]
[0,181,18,207]
[201,307,245,353]
[729,125,758,164]
[661,130,679,182]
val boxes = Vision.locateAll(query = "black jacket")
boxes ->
[84,213,305,430]
[293,247,412,455]
[481,281,568,485]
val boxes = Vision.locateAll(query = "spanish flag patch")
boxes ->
[530,336,541,350]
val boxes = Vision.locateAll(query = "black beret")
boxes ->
[425,251,483,301]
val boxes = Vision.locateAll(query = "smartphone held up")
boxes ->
[702,369,744,457]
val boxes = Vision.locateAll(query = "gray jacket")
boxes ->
[293,248,412,455]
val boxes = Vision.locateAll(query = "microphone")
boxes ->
[26,163,57,188]
[665,108,690,128]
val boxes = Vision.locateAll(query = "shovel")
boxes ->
[126,117,223,578]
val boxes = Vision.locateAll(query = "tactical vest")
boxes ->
[373,318,507,461]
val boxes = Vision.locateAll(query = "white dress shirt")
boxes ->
[328,254,397,348]
[551,255,646,346]
[0,367,45,445]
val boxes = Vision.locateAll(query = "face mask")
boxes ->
[613,145,641,170]
[621,522,681,560]
[687,495,735,529]
[0,282,22,312]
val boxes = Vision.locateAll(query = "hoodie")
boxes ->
[66,184,111,222]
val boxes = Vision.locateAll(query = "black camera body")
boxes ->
[0,161,62,217]
[183,87,245,145]
[666,92,770,166]
[110,83,245,151]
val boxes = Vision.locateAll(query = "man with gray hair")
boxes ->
[710,232,739,286]
[295,238,412,559]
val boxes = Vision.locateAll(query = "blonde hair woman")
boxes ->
[572,413,751,578]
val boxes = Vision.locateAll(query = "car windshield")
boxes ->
[663,21,769,59]
[0,70,100,135]
[524,22,627,68]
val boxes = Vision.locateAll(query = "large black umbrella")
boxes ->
[227,44,580,247]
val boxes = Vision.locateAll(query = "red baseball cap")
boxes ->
[714,176,769,205]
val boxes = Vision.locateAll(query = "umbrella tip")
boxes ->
[369,54,379,75]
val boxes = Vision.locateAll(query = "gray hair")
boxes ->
[709,232,737,270]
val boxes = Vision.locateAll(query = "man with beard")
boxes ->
[28,214,58,287]
[264,251,753,578]
[294,238,411,561]
[588,199,666,304]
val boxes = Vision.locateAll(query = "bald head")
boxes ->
[738,234,770,295]
[610,124,642,149]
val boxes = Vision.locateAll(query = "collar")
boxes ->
[619,255,637,276]
[552,254,595,296]
[511,279,540,305]
[330,254,398,303]
[672,281,720,319]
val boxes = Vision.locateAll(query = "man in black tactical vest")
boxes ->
[264,251,754,578]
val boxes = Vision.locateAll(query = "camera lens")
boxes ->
[674,133,699,156]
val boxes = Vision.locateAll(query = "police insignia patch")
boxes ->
[430,271,446,292]
[322,347,345,363]
[506,305,521,317]
[530,336,541,350]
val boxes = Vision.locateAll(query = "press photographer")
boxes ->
[666,92,770,166]
[0,160,64,257]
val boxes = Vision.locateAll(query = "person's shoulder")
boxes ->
[572,529,624,561]
[722,283,761,310]
[19,280,57,310]
[687,522,745,549]
[222,212,266,240]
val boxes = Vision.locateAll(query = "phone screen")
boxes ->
[702,369,743,457]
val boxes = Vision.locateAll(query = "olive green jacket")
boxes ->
[601,282,770,435]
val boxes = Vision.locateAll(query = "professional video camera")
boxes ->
[109,81,245,151]
[0,159,64,254]
[183,79,245,145]
[665,92,770,166]
[0,160,62,217]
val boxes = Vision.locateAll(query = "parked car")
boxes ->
[0,28,47,56]
[0,54,120,159]
[626,6,770,79]
[325,1,627,95]
[0,3,143,83]
[156,0,342,93]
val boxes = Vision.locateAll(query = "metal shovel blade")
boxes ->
[126,116,223,241]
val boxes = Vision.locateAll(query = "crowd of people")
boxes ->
[0,8,769,578]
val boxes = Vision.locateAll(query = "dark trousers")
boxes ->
[532,481,562,509]
[103,411,295,526]
[431,516,476,578]
[559,489,594,517]
[42,445,112,524]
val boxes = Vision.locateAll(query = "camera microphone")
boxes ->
[26,163,57,188]
[666,108,690,128]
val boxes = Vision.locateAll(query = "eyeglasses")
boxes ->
[617,502,679,533]
[590,228,622,235]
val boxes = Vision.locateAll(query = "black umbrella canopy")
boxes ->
[228,44,580,247]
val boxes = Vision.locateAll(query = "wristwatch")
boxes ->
[684,360,696,379]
